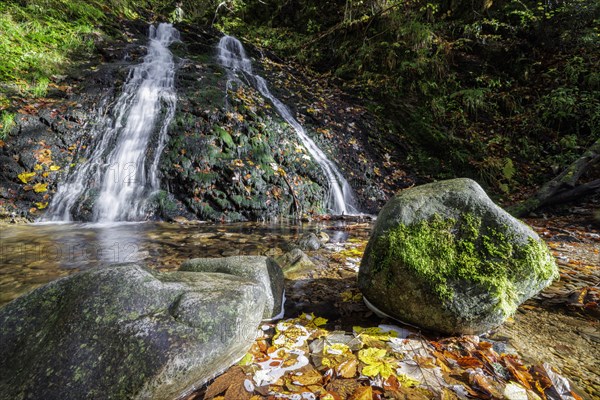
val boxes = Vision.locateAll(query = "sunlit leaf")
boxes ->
[18,171,36,183]
[33,182,47,193]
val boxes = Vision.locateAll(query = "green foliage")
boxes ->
[0,1,100,89]
[0,111,15,139]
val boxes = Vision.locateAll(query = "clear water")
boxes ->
[217,35,359,215]
[0,221,365,306]
[44,23,179,222]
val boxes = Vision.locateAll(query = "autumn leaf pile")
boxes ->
[199,313,582,400]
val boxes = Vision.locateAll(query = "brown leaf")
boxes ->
[292,367,323,386]
[503,355,533,390]
[469,372,504,398]
[326,379,360,399]
[457,356,484,369]
[205,366,247,399]
[384,386,433,400]
[337,358,358,378]
[223,377,252,400]
[348,386,372,400]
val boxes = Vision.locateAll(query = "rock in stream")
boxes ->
[0,263,270,399]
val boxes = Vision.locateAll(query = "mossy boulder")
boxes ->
[358,178,558,334]
[0,264,266,400]
[179,256,285,320]
[276,248,316,280]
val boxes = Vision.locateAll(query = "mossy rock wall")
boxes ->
[358,178,558,334]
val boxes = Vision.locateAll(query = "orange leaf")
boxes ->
[504,355,533,390]
[457,356,483,369]
[349,385,372,400]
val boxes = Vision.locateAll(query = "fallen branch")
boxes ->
[509,138,600,217]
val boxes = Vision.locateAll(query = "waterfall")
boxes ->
[44,23,179,222]
[217,35,359,215]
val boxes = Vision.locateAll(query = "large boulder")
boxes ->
[358,178,558,334]
[0,264,266,400]
[180,256,285,320]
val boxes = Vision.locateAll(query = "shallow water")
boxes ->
[0,220,368,305]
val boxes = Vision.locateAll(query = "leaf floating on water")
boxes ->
[49,165,60,171]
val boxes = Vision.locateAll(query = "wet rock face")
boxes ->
[0,264,266,400]
[1,21,413,222]
[180,255,285,319]
[358,178,558,335]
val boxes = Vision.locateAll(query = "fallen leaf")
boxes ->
[18,171,36,183]
[33,182,47,193]
[205,366,247,399]
[349,385,372,400]
[337,358,358,378]
[358,348,395,379]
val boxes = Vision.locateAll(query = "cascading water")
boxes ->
[217,35,359,215]
[44,23,179,222]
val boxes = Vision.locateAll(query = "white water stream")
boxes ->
[45,23,179,222]
[217,35,359,215]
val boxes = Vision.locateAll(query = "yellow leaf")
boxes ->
[354,326,398,341]
[362,362,394,379]
[238,353,253,366]
[358,348,395,379]
[34,164,43,171]
[341,291,354,302]
[49,165,61,171]
[18,172,36,183]
[359,348,386,364]
[33,183,47,193]
[35,202,48,209]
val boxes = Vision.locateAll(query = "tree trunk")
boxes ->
[509,138,600,217]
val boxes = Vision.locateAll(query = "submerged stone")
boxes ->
[179,255,285,320]
[276,248,316,280]
[358,178,558,334]
[0,264,266,400]
[297,232,321,251]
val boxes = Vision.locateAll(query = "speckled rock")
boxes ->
[297,233,321,250]
[358,178,558,334]
[179,256,285,320]
[276,248,316,280]
[0,264,266,400]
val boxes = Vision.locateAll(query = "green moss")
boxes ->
[374,213,557,316]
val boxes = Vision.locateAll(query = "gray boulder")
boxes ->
[180,256,285,320]
[276,248,316,280]
[0,264,266,400]
[358,178,558,334]
[297,232,321,250]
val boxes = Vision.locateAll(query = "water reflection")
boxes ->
[0,220,372,305]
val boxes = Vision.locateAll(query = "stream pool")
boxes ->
[0,220,365,306]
